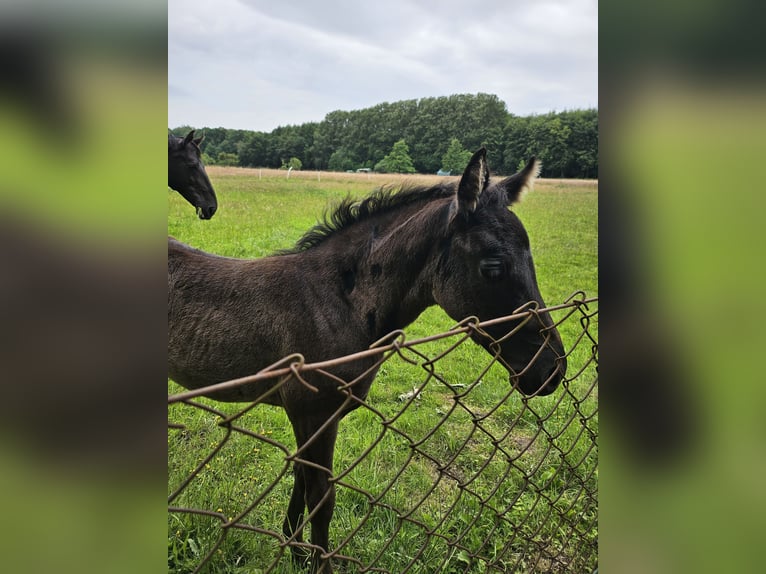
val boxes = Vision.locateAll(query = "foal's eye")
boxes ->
[479,258,505,280]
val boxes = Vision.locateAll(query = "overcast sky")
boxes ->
[169,0,597,133]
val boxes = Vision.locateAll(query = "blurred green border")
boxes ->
[0,18,167,574]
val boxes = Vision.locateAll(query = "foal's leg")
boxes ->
[283,463,308,565]
[289,415,339,574]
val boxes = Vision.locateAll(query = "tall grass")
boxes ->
[168,168,597,573]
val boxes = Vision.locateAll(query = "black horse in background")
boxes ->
[168,130,218,219]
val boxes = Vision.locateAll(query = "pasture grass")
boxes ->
[168,168,597,573]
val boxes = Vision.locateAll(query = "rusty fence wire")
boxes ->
[168,294,598,573]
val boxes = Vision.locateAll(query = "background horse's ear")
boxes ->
[454,147,489,220]
[183,130,196,146]
[497,157,541,205]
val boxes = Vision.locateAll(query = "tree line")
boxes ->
[171,93,598,178]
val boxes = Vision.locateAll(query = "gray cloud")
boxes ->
[169,0,597,131]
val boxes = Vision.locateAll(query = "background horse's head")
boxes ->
[168,130,218,219]
[434,149,566,396]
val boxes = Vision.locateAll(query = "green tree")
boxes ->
[375,139,416,173]
[282,157,302,170]
[561,109,598,178]
[328,147,356,172]
[171,96,598,179]
[311,110,352,169]
[216,152,238,166]
[169,125,194,138]
[539,116,572,177]
[502,115,533,174]
[197,127,228,159]
[238,131,269,167]
[440,138,472,174]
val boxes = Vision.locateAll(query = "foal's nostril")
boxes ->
[198,205,217,220]
[548,356,567,384]
[535,368,559,396]
[522,362,565,397]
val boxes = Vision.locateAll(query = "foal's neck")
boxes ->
[323,198,451,339]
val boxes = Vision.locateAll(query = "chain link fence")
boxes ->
[169,294,598,573]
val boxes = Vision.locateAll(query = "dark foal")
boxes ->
[168,130,218,219]
[168,149,566,572]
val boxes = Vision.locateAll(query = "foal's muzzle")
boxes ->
[514,355,567,396]
[197,205,217,219]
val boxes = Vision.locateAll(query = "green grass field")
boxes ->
[168,168,598,573]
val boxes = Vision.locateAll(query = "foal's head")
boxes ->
[168,130,218,219]
[433,149,566,396]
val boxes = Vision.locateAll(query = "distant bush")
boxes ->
[216,152,239,166]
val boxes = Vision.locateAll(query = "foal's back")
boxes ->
[168,237,373,406]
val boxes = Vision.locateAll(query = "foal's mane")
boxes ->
[286,181,456,253]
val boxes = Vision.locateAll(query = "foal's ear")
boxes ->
[497,157,541,205]
[183,130,196,146]
[453,147,490,220]
[192,132,204,146]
